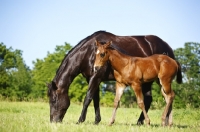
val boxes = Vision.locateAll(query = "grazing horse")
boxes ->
[93,40,182,126]
[47,31,179,124]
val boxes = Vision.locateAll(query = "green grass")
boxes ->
[0,101,199,132]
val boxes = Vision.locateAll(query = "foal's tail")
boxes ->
[176,61,182,84]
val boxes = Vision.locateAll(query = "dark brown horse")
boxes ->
[47,31,179,125]
[94,41,182,126]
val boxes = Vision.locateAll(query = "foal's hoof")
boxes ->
[108,123,113,126]
[161,123,173,127]
[161,122,167,127]
[108,121,114,126]
[146,121,150,126]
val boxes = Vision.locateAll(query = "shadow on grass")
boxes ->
[150,124,188,129]
[63,121,189,129]
[79,122,189,128]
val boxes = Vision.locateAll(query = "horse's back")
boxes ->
[146,54,177,66]
[78,31,175,81]
[93,31,174,59]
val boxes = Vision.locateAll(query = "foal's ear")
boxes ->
[95,40,100,46]
[105,41,112,48]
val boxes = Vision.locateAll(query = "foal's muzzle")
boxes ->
[94,66,101,73]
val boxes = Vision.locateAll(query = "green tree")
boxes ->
[0,43,16,92]
[69,74,88,103]
[0,43,32,100]
[174,42,200,108]
[31,43,72,99]
[10,50,32,100]
[32,42,90,102]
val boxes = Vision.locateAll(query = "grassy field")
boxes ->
[0,101,199,132]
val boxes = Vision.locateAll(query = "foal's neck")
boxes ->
[108,49,131,71]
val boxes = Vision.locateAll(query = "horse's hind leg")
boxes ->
[109,82,125,126]
[161,83,175,126]
[132,83,150,125]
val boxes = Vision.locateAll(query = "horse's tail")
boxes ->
[176,61,182,84]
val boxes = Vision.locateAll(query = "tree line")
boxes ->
[0,42,199,109]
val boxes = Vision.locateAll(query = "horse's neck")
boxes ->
[54,44,92,83]
[54,56,79,83]
[108,49,130,72]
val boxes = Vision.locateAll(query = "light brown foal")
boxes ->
[93,40,182,126]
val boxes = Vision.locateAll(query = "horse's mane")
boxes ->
[53,30,109,82]
[110,43,131,56]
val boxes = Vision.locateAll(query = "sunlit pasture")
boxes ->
[0,101,199,132]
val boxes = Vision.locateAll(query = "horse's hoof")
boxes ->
[137,120,144,126]
[94,121,99,125]
[76,121,83,124]
[76,122,80,124]
[94,119,101,125]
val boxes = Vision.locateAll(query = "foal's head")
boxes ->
[94,40,112,72]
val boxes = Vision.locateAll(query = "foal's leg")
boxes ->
[132,83,150,125]
[109,82,125,125]
[137,82,153,125]
[156,79,172,126]
[160,83,175,126]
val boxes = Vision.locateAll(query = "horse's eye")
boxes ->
[52,93,57,103]
[100,53,105,58]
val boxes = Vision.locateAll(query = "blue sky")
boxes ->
[0,0,200,69]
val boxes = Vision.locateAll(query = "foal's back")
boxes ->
[131,54,178,83]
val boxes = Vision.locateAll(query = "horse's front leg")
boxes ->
[93,86,101,124]
[137,82,153,125]
[109,82,125,125]
[77,73,102,124]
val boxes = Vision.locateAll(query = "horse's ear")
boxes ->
[49,81,57,90]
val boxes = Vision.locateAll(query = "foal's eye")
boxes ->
[100,53,105,58]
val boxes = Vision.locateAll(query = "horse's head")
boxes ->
[47,81,69,122]
[94,40,112,72]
